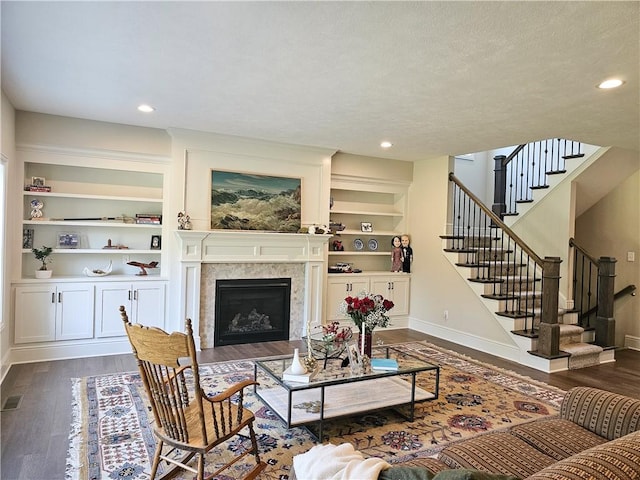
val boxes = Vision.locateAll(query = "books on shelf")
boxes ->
[24,184,52,192]
[135,213,162,225]
[282,365,317,383]
[370,358,399,371]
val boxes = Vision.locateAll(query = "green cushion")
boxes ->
[432,470,520,480]
[378,466,435,480]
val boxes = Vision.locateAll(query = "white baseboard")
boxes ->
[8,338,132,366]
[625,335,640,351]
[408,317,570,373]
[408,317,521,361]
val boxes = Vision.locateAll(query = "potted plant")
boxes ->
[32,245,53,278]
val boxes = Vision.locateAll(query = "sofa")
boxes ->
[292,386,640,480]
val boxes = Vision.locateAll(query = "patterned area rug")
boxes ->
[66,341,565,480]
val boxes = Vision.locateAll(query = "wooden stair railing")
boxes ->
[446,173,562,358]
[493,139,584,218]
[569,238,620,347]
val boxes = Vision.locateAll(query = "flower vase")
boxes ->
[289,348,307,374]
[359,331,373,358]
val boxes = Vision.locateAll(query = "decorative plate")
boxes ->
[368,239,378,251]
[353,238,364,251]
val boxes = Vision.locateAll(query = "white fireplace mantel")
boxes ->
[175,230,331,349]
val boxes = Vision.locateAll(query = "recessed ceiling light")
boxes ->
[380,141,393,148]
[137,104,155,113]
[597,79,624,89]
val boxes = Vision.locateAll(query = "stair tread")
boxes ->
[561,343,603,355]
[559,324,585,335]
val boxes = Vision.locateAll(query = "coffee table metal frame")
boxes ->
[253,349,440,441]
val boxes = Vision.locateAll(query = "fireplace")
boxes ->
[214,278,291,346]
[176,231,330,350]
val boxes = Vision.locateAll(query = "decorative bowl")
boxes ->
[306,330,353,360]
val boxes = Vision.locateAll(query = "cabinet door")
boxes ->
[388,277,410,316]
[56,283,95,340]
[370,276,410,316]
[131,282,166,329]
[14,285,57,343]
[94,283,132,337]
[326,277,370,321]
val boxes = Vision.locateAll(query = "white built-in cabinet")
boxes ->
[95,281,166,337]
[326,173,411,324]
[326,273,410,322]
[14,283,95,343]
[12,145,169,357]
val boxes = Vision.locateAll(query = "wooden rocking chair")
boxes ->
[121,306,266,480]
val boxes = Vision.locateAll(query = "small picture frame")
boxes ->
[31,176,46,186]
[360,222,373,232]
[58,232,79,249]
[150,235,162,250]
[347,342,363,374]
[22,228,34,249]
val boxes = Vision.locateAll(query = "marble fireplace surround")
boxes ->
[176,231,330,349]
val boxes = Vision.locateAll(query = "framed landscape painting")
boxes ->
[210,170,301,232]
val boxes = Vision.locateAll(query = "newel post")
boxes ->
[595,257,616,347]
[538,257,562,357]
[492,155,507,219]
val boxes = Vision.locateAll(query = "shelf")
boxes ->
[333,229,398,236]
[22,249,159,255]
[23,220,161,228]
[330,208,403,217]
[23,191,162,203]
[17,274,166,283]
[329,251,389,256]
[328,271,410,277]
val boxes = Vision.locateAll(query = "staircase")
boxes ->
[442,170,615,372]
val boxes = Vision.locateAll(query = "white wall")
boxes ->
[407,155,518,357]
[1,91,16,380]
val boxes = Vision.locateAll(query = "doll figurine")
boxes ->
[391,236,403,272]
[401,234,413,273]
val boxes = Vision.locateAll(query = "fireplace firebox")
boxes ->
[214,278,291,346]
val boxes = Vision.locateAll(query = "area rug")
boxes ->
[66,341,565,480]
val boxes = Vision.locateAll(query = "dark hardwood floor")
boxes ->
[2,329,639,480]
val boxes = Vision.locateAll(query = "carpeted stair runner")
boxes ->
[559,324,603,370]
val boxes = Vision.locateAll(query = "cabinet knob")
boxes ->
[52,292,55,303]
[133,290,138,301]
[128,290,132,301]
[58,292,62,303]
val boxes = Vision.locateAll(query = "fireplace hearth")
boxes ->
[214,278,291,346]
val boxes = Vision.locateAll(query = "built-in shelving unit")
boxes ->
[12,145,170,357]
[326,173,411,324]
[328,174,409,273]
[21,158,165,278]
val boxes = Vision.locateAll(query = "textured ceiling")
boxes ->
[2,1,638,161]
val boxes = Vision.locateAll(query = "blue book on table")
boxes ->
[370,358,399,371]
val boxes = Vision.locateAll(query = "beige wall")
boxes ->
[407,155,518,357]
[16,111,171,155]
[576,169,640,348]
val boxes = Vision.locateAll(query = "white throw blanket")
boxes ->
[293,443,391,480]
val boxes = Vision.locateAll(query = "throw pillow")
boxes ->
[433,470,520,480]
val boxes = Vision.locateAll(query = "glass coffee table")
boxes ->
[253,348,439,441]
